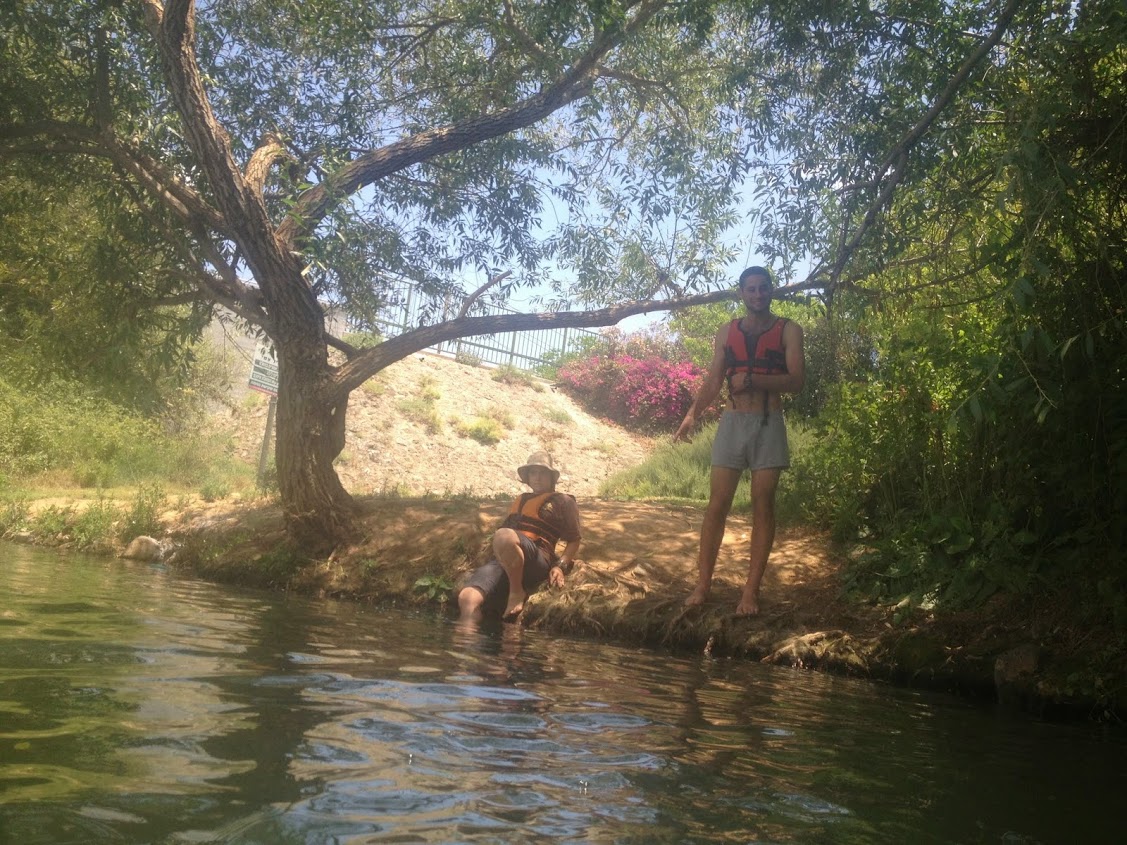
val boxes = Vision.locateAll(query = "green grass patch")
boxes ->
[543,407,573,425]
[0,377,255,496]
[482,407,514,429]
[491,365,544,392]
[453,417,504,445]
[600,422,747,507]
[398,398,443,433]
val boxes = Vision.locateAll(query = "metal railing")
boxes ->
[362,277,599,370]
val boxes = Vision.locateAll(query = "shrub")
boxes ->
[0,500,30,538]
[543,407,573,425]
[118,483,167,542]
[71,498,121,552]
[491,365,544,391]
[454,348,482,367]
[482,407,514,429]
[30,504,75,543]
[398,398,443,434]
[199,478,231,502]
[453,417,503,445]
[557,352,704,432]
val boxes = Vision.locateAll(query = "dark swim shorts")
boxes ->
[461,533,554,617]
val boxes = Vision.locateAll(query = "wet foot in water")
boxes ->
[503,591,527,621]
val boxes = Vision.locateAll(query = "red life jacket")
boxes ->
[503,491,571,553]
[723,316,788,396]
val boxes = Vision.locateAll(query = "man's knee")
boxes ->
[458,586,483,615]
[493,527,523,557]
[705,494,735,523]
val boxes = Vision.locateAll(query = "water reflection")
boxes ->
[1,542,1123,844]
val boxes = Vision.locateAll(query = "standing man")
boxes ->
[674,266,805,615]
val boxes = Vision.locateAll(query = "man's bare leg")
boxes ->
[685,466,743,606]
[457,586,485,623]
[736,468,781,616]
[493,527,528,619]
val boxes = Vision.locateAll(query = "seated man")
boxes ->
[457,452,582,622]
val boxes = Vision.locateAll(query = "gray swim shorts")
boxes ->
[711,409,790,471]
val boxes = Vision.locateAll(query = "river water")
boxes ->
[0,543,1121,844]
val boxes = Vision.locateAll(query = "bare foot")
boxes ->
[503,591,527,621]
[735,591,760,616]
[684,586,709,607]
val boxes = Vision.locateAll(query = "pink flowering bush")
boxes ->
[557,350,706,432]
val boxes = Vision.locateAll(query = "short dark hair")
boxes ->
[738,266,773,289]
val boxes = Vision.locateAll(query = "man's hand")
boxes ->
[549,566,566,589]
[673,414,695,443]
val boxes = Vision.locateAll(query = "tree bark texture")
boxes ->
[274,331,359,554]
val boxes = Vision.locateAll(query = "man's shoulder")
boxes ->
[781,317,804,339]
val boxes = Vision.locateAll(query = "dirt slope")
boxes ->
[220,351,656,496]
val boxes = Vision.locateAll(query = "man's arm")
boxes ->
[747,320,805,395]
[549,538,581,588]
[674,324,728,442]
[549,500,582,588]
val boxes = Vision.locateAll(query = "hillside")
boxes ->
[219,351,658,497]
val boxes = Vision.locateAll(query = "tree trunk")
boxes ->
[273,335,359,555]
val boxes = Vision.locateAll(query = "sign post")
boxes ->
[248,343,279,491]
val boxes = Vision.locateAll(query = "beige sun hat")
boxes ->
[517,451,560,485]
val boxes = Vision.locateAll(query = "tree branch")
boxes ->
[332,279,818,398]
[828,0,1023,285]
[276,0,667,246]
[456,270,512,319]
[245,133,290,196]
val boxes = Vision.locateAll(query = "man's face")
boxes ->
[526,466,554,492]
[740,274,773,314]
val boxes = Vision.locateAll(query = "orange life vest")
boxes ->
[724,316,788,398]
[503,491,571,554]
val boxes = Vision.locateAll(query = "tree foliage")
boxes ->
[5,0,1119,586]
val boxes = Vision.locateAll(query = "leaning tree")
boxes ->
[0,0,1026,551]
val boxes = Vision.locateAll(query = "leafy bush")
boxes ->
[0,500,29,538]
[413,573,455,602]
[71,498,122,552]
[118,484,167,542]
[558,353,703,432]
[30,504,75,543]
[552,325,706,432]
[0,377,248,491]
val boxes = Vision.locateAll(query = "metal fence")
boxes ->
[364,277,599,370]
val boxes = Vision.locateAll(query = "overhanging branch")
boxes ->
[332,279,819,398]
